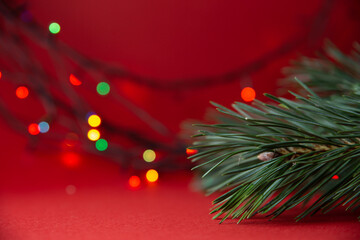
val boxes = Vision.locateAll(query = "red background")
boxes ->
[1,0,360,239]
[23,0,360,132]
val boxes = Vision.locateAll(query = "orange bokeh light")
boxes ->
[69,74,82,86]
[186,148,198,155]
[129,175,141,188]
[146,169,159,183]
[28,123,39,135]
[16,86,29,99]
[61,152,81,168]
[241,87,256,102]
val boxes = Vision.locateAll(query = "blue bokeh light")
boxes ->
[38,121,50,133]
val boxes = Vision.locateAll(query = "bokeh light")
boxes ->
[146,169,159,183]
[38,121,50,133]
[65,185,77,195]
[87,129,100,141]
[16,86,29,99]
[332,175,339,180]
[95,139,108,151]
[129,175,141,188]
[63,132,79,148]
[186,148,198,155]
[241,87,256,102]
[69,74,82,86]
[96,82,110,95]
[143,149,156,162]
[28,123,39,135]
[0,71,2,79]
[61,152,81,168]
[49,22,61,34]
[88,114,101,127]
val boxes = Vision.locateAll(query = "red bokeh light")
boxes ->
[61,152,81,168]
[28,123,40,135]
[0,71,2,79]
[129,175,141,188]
[16,86,29,99]
[117,80,149,104]
[241,87,256,102]
[186,148,198,155]
[332,175,339,180]
[69,74,82,86]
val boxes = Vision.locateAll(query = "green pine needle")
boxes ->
[190,42,360,223]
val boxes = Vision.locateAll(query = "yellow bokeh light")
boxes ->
[87,129,100,141]
[143,149,156,162]
[146,169,159,182]
[88,114,101,127]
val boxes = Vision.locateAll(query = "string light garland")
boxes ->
[129,175,141,188]
[49,22,61,34]
[0,0,336,183]
[15,86,29,99]
[143,149,156,162]
[38,121,50,133]
[95,138,108,151]
[87,129,100,141]
[146,169,159,183]
[96,82,110,95]
[69,74,82,86]
[28,123,40,135]
[61,152,81,168]
[88,114,101,127]
[241,87,256,102]
[186,148,198,156]
[63,133,79,148]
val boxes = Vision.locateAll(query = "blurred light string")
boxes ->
[0,0,335,173]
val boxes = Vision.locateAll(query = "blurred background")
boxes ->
[1,0,360,238]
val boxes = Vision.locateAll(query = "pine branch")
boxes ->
[283,41,360,96]
[190,79,360,222]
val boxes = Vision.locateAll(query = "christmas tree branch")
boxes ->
[191,79,360,222]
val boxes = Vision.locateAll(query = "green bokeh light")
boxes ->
[96,82,110,95]
[96,139,108,151]
[49,22,61,34]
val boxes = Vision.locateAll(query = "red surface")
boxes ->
[1,128,360,240]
